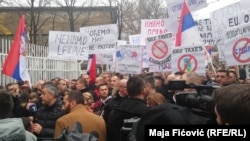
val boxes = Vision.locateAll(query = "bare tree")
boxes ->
[106,0,132,40]
[29,0,52,44]
[137,0,167,19]
[105,0,167,40]
[9,0,52,44]
[123,0,167,39]
[107,0,117,24]
[54,0,94,31]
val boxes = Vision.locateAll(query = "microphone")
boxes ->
[90,131,99,140]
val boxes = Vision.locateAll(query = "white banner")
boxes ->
[171,45,206,75]
[96,40,126,65]
[80,24,118,54]
[141,18,177,37]
[196,18,216,45]
[210,2,243,44]
[166,0,207,17]
[129,34,148,68]
[141,18,176,71]
[146,33,173,65]
[48,31,89,60]
[224,23,250,66]
[115,45,143,74]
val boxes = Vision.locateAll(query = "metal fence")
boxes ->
[0,38,82,87]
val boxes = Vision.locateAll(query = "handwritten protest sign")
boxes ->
[146,33,173,65]
[115,45,143,74]
[166,0,207,17]
[196,18,216,45]
[210,2,243,44]
[141,19,177,37]
[96,40,126,65]
[80,24,118,54]
[224,22,250,66]
[129,34,148,68]
[141,19,176,72]
[129,34,146,45]
[172,45,206,75]
[224,20,250,40]
[48,31,89,60]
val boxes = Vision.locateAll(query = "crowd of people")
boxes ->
[0,67,250,141]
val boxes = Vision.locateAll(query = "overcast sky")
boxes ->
[192,0,240,19]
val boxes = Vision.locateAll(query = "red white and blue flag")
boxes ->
[175,0,202,47]
[205,45,212,55]
[87,54,96,84]
[2,15,31,84]
[205,45,212,64]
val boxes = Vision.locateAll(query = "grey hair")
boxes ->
[42,81,59,98]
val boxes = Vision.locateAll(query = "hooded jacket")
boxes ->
[0,118,37,141]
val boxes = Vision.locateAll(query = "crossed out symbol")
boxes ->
[151,40,168,59]
[233,38,250,63]
[178,54,198,72]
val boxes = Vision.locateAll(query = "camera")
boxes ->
[168,80,220,124]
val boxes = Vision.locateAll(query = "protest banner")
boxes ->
[146,33,173,65]
[196,18,216,45]
[224,22,250,66]
[80,24,118,54]
[48,31,90,60]
[141,18,177,37]
[115,45,143,74]
[96,40,126,65]
[129,34,146,45]
[141,19,176,72]
[171,45,206,75]
[210,2,243,44]
[129,34,148,68]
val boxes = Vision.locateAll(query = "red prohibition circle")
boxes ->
[177,54,198,72]
[232,38,250,63]
[151,40,168,59]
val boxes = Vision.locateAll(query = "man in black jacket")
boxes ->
[103,79,128,123]
[106,76,148,141]
[31,81,64,138]
[76,77,98,102]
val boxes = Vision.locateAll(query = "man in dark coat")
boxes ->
[106,76,148,141]
[32,81,64,138]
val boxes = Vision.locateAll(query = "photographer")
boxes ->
[212,84,250,124]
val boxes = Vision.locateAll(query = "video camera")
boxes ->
[168,80,220,124]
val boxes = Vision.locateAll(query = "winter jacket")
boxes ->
[0,118,36,141]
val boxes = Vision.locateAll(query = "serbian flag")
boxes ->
[2,15,31,85]
[205,45,212,55]
[175,0,202,47]
[87,54,96,84]
[205,45,212,63]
